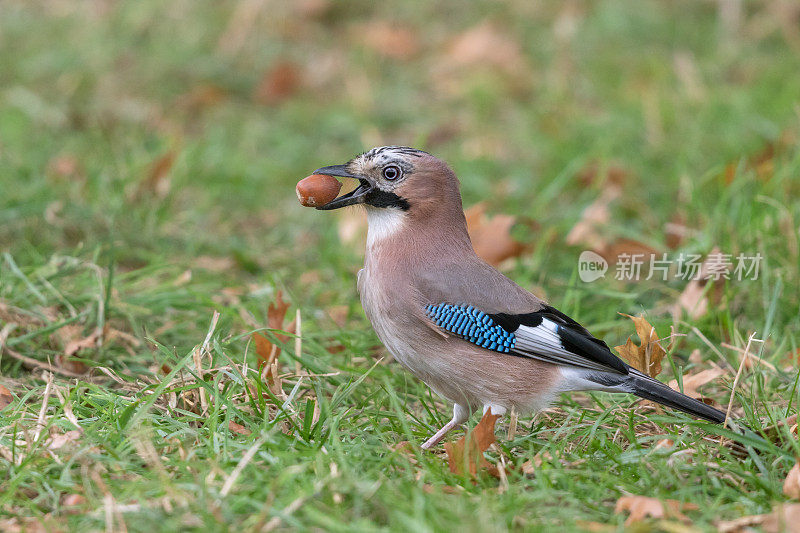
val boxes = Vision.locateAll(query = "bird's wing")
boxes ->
[424,303,629,375]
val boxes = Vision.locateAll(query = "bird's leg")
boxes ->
[420,404,469,450]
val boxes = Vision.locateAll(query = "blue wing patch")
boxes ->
[424,304,516,353]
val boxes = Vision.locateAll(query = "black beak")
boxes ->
[312,164,373,210]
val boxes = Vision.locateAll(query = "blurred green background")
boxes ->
[2,1,800,530]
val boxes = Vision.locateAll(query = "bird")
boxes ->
[310,146,728,450]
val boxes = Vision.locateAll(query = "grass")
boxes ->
[1,0,800,530]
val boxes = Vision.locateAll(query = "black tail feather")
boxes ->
[629,371,726,424]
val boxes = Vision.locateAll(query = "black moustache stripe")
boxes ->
[365,190,410,210]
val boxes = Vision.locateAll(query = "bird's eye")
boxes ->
[382,165,400,180]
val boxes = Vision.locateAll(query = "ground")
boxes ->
[1,1,800,531]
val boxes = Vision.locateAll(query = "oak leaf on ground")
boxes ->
[228,421,252,436]
[464,203,527,267]
[614,495,698,526]
[668,366,725,398]
[0,384,12,410]
[252,290,292,368]
[614,314,671,378]
[784,462,800,499]
[444,410,501,478]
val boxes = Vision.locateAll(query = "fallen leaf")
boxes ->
[717,513,771,532]
[615,495,698,526]
[675,280,708,319]
[228,421,252,436]
[133,150,177,200]
[0,384,12,410]
[47,154,82,180]
[195,256,236,272]
[422,484,461,494]
[602,239,659,265]
[444,410,501,477]
[721,503,800,533]
[668,366,725,398]
[565,186,620,251]
[614,314,669,378]
[359,21,419,60]
[53,325,99,374]
[252,291,293,375]
[664,213,691,249]
[615,496,665,525]
[391,441,418,465]
[63,328,102,358]
[253,61,302,105]
[47,430,82,450]
[445,22,524,72]
[465,203,527,267]
[785,462,800,499]
[521,451,554,474]
[177,84,227,112]
[62,494,86,507]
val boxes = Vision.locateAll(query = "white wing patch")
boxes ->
[512,318,618,373]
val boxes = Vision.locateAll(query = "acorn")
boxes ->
[296,174,342,207]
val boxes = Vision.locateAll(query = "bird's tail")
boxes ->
[627,369,726,424]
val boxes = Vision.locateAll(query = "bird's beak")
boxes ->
[312,164,373,210]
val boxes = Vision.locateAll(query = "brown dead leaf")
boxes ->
[615,495,698,526]
[668,366,725,398]
[0,384,12,410]
[665,213,691,249]
[446,22,524,72]
[565,186,620,251]
[134,151,176,200]
[52,325,99,374]
[615,496,666,525]
[654,438,674,449]
[63,328,102,358]
[675,280,708,319]
[177,84,227,112]
[228,421,252,436]
[422,484,462,494]
[614,314,669,378]
[670,248,727,321]
[253,61,302,105]
[465,203,527,267]
[720,503,800,533]
[444,410,500,477]
[47,154,82,180]
[195,255,236,272]
[47,430,82,451]
[62,493,86,508]
[785,462,800,499]
[252,291,292,368]
[359,21,419,60]
[602,239,659,265]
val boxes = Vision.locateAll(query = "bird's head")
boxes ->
[313,146,463,220]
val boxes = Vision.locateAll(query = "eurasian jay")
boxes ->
[311,146,727,449]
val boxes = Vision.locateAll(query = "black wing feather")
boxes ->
[489,305,629,375]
